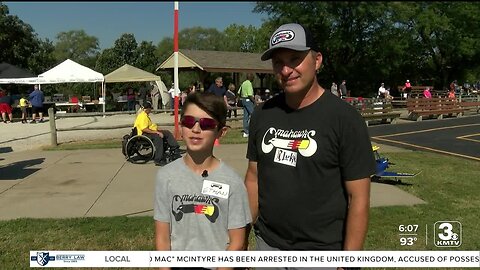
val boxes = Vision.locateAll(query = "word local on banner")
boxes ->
[30,250,480,268]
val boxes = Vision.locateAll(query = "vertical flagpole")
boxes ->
[173,1,180,139]
[102,82,106,117]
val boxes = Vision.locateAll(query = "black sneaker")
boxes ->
[155,160,168,166]
[170,148,182,160]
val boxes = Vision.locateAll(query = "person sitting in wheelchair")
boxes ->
[134,102,182,166]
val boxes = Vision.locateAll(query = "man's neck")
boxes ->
[285,82,324,109]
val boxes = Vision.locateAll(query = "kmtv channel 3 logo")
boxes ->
[31,252,55,266]
[434,221,462,247]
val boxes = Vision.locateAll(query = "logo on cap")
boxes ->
[271,30,295,46]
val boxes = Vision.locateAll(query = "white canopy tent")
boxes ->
[0,59,106,113]
[38,59,104,84]
[0,77,40,84]
[0,59,104,84]
[37,59,106,113]
[0,59,108,114]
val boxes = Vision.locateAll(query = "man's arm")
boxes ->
[142,127,163,137]
[244,161,258,250]
[343,178,370,250]
[246,82,255,102]
[244,161,259,222]
[138,118,164,138]
[223,95,229,108]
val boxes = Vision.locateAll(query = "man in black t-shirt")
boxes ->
[244,23,375,263]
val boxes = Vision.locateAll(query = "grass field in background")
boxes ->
[3,138,480,269]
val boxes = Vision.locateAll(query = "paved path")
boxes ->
[0,112,186,153]
[0,144,424,221]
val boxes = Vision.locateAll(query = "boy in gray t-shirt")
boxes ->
[154,92,251,251]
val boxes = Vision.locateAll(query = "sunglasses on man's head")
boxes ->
[180,115,218,130]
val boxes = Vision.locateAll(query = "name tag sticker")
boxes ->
[274,148,297,167]
[201,180,230,199]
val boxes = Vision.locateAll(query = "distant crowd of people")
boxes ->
[330,78,480,101]
[118,76,276,139]
[330,80,349,98]
[0,84,45,124]
[3,74,478,125]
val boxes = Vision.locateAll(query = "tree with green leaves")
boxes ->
[95,33,139,76]
[135,41,158,73]
[27,39,56,75]
[113,33,138,65]
[154,27,228,89]
[53,30,100,68]
[253,1,480,96]
[223,24,264,53]
[0,3,55,74]
[393,2,480,89]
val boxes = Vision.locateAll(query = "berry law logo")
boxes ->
[31,252,55,266]
[434,221,462,247]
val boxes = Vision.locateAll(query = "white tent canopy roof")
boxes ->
[0,77,40,84]
[0,59,104,84]
[37,59,104,84]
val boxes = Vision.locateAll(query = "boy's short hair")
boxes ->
[181,92,227,130]
[143,102,153,109]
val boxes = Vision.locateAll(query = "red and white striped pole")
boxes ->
[173,1,180,139]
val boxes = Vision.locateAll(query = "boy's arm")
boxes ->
[226,227,246,251]
[155,221,171,250]
[217,227,246,270]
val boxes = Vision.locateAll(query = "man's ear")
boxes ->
[315,51,323,71]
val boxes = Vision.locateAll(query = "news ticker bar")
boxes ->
[30,250,480,268]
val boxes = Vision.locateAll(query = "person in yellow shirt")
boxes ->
[19,95,29,124]
[134,102,181,166]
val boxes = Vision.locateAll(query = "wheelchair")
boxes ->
[122,128,176,164]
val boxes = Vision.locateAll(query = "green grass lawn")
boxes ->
[3,137,480,269]
[366,151,480,251]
